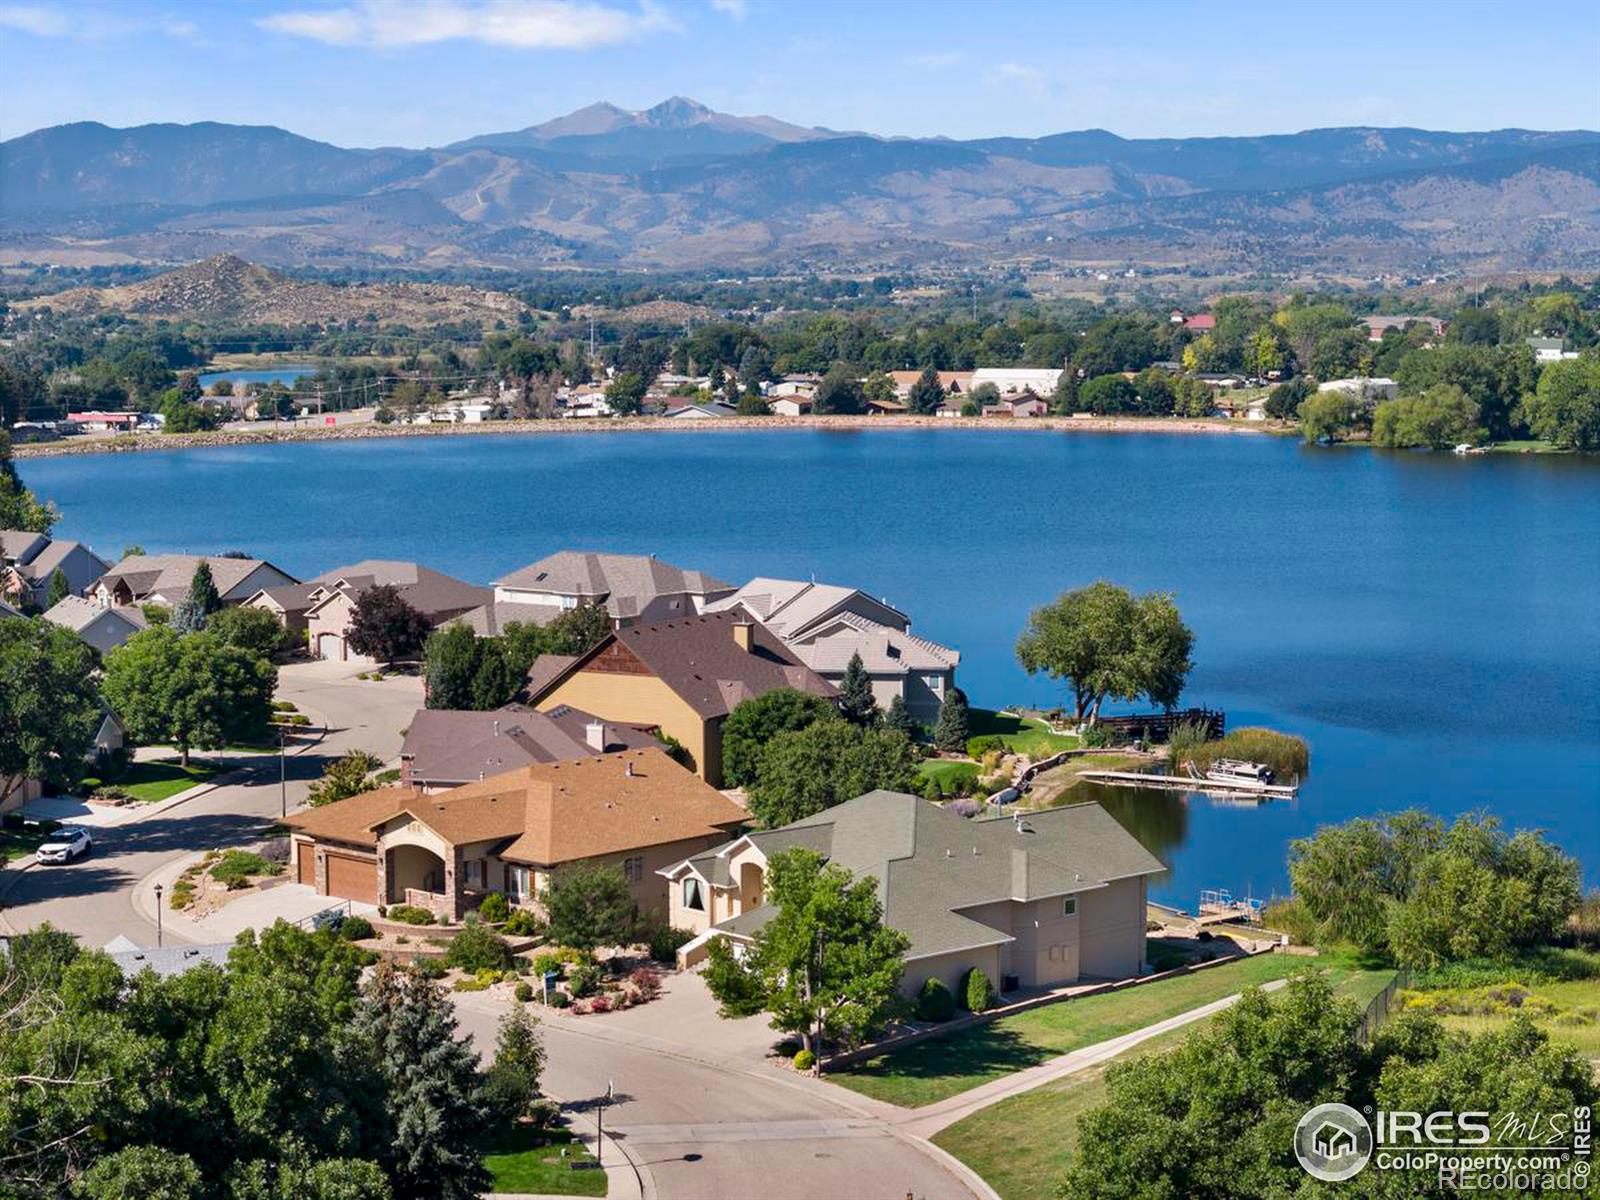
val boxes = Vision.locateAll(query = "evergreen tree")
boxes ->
[736,390,770,416]
[423,623,481,710]
[906,366,945,415]
[837,652,878,725]
[45,566,70,607]
[933,687,970,753]
[358,962,490,1200]
[882,694,920,739]
[171,561,222,634]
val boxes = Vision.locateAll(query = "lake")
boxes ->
[20,429,1600,908]
[197,364,318,390]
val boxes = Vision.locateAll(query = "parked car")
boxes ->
[36,826,93,864]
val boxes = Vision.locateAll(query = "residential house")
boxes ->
[1526,337,1579,364]
[93,554,297,609]
[664,401,738,419]
[664,791,1165,997]
[492,551,734,628]
[1364,315,1446,341]
[970,368,1064,396]
[0,532,111,609]
[522,610,835,785]
[766,377,820,398]
[981,390,1050,418]
[934,397,969,419]
[285,748,748,922]
[66,411,139,433]
[866,397,909,415]
[1317,377,1398,402]
[708,577,958,722]
[42,595,149,655]
[886,370,974,400]
[400,705,661,791]
[769,396,813,417]
[302,560,490,663]
[243,582,321,638]
[1182,313,1217,333]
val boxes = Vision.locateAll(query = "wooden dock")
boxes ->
[1078,768,1299,800]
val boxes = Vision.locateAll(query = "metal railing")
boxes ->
[1357,967,1412,1045]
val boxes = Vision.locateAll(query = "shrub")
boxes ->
[477,892,511,924]
[1260,896,1316,944]
[514,981,533,1003]
[966,734,1005,757]
[339,915,375,941]
[1182,727,1309,779]
[587,994,613,1014]
[792,1049,816,1072]
[531,952,567,977]
[961,967,997,1013]
[445,923,513,972]
[567,961,603,999]
[386,904,436,926]
[413,957,446,980]
[169,883,194,910]
[453,976,491,992]
[546,990,571,1009]
[628,966,662,1001]
[503,908,544,937]
[639,917,694,962]
[209,850,280,887]
[947,798,983,818]
[915,977,956,1023]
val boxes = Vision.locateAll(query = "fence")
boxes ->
[1357,968,1411,1045]
[1095,707,1226,741]
[297,899,352,931]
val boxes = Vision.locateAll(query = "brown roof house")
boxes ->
[400,704,661,791]
[522,610,836,785]
[1,531,111,610]
[664,791,1165,998]
[301,560,490,664]
[709,578,959,722]
[93,554,297,608]
[285,747,747,923]
[243,582,322,638]
[491,551,734,628]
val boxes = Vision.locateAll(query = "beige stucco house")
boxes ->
[93,554,297,609]
[285,747,747,923]
[300,560,489,663]
[663,791,1163,998]
[521,610,836,786]
[490,551,734,628]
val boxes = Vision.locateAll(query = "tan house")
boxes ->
[491,551,733,628]
[886,370,974,399]
[285,748,747,922]
[981,390,1050,418]
[400,704,660,791]
[93,554,297,608]
[664,791,1163,998]
[768,396,813,417]
[301,560,489,663]
[522,610,836,785]
[243,582,321,638]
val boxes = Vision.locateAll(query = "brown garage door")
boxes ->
[324,851,377,905]
[296,843,314,886]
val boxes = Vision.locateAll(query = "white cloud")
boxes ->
[258,0,674,49]
[988,61,1048,100]
[0,4,201,39]
[0,4,76,35]
[909,51,962,69]
[710,0,745,19]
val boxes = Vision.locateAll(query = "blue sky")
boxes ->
[2,0,1597,147]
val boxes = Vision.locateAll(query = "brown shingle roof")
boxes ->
[402,705,660,785]
[283,785,422,848]
[526,611,836,720]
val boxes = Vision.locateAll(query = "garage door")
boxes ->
[324,851,377,904]
[296,843,314,886]
[317,633,345,661]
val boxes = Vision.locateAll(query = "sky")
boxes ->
[2,0,1597,148]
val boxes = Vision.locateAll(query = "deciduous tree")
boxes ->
[346,585,430,666]
[1521,356,1600,451]
[543,862,637,951]
[721,688,838,788]
[0,618,102,811]
[746,720,917,827]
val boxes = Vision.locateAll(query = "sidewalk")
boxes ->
[896,977,1289,1139]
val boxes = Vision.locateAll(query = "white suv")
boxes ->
[36,826,93,864]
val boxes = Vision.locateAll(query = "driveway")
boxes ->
[0,661,421,947]
[453,974,991,1200]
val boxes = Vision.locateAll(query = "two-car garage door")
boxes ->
[323,850,378,905]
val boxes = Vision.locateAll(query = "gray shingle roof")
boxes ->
[99,554,297,602]
[402,705,660,785]
[14,539,109,584]
[0,530,49,564]
[447,600,559,637]
[495,552,732,620]
[307,560,490,622]
[42,595,147,635]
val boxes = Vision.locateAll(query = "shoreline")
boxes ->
[12,414,1282,458]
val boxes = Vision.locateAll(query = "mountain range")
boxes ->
[4,97,1599,276]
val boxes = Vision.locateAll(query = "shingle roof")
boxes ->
[787,612,959,675]
[494,552,733,619]
[447,600,559,637]
[708,577,909,638]
[402,706,660,785]
[42,595,148,635]
[288,749,747,866]
[98,554,296,601]
[692,793,1164,961]
[14,539,109,584]
[0,531,49,564]
[526,611,836,721]
[306,560,490,621]
[248,582,320,615]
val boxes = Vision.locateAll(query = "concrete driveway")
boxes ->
[454,974,991,1200]
[0,660,421,947]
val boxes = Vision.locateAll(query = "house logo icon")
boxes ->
[1294,1103,1373,1181]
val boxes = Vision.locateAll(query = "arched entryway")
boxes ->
[737,860,764,914]
[387,843,446,904]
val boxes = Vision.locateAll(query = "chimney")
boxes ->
[732,618,754,652]
[585,721,607,752]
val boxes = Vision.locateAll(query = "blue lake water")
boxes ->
[21,430,1600,908]
[197,364,318,390]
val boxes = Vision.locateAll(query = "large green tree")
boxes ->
[542,862,638,951]
[836,652,878,725]
[0,430,55,533]
[172,562,223,635]
[1371,384,1485,449]
[102,628,276,765]
[1015,581,1194,723]
[1521,356,1600,450]
[346,585,431,666]
[932,687,970,752]
[746,719,917,827]
[0,618,102,811]
[811,363,865,415]
[905,366,945,415]
[1295,389,1365,442]
[703,848,909,1063]
[721,687,838,788]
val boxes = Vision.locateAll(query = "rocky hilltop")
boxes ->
[19,254,533,326]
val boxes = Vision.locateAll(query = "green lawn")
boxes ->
[480,1124,607,1196]
[99,761,220,803]
[916,759,981,792]
[967,709,1081,758]
[931,965,1401,1200]
[0,826,52,863]
[832,953,1347,1108]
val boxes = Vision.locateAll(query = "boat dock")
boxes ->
[1077,768,1299,799]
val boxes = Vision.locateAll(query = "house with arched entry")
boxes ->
[284,747,747,923]
[662,790,1164,998]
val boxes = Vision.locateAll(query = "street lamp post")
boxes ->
[279,725,288,819]
[154,883,164,947]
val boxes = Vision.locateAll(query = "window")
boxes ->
[507,866,530,899]
[1063,896,1077,916]
[623,855,644,883]
[682,877,705,911]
